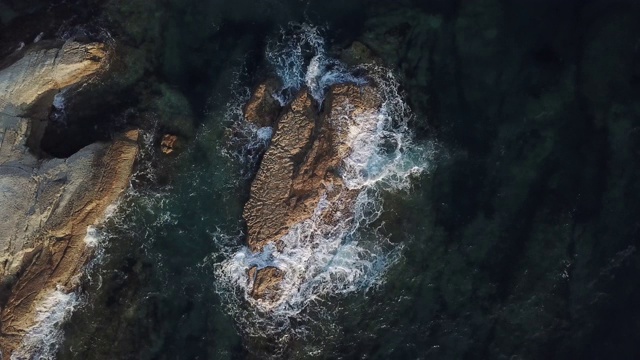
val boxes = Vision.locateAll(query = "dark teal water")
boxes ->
[2,0,640,359]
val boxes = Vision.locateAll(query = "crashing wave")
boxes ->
[267,23,366,105]
[215,24,435,343]
[11,289,80,360]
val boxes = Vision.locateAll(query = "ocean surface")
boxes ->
[2,0,640,359]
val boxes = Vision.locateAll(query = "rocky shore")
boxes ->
[0,41,138,356]
[0,0,636,359]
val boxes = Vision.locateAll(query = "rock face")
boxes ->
[0,41,139,356]
[0,41,106,116]
[243,80,282,128]
[242,83,381,301]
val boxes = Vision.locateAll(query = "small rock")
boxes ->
[250,266,284,302]
[243,79,281,127]
[160,134,178,154]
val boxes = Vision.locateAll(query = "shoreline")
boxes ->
[0,40,140,357]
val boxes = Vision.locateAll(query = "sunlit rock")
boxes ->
[0,41,139,356]
[243,79,282,128]
[242,83,382,302]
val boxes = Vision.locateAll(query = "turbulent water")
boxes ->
[6,0,633,358]
[215,24,434,347]
[23,23,432,359]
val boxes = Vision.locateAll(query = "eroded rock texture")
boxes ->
[0,41,139,355]
[242,83,381,301]
[243,80,282,128]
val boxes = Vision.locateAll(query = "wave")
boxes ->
[214,24,435,346]
[11,289,80,360]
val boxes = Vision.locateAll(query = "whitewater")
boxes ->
[215,24,435,343]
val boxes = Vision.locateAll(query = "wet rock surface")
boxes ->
[0,41,139,356]
[160,134,179,154]
[243,80,282,128]
[242,83,381,301]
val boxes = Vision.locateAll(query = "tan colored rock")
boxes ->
[0,41,109,275]
[0,41,106,118]
[242,83,382,300]
[248,266,284,302]
[0,130,139,355]
[160,134,178,154]
[0,41,140,357]
[243,80,281,127]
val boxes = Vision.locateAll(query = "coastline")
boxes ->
[0,40,139,357]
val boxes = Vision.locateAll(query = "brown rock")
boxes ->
[0,41,139,357]
[243,80,282,127]
[242,82,382,300]
[160,134,178,154]
[0,130,139,356]
[249,266,285,302]
[243,89,318,252]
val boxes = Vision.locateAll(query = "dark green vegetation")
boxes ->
[2,0,640,359]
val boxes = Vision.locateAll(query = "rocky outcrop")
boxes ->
[243,79,282,128]
[0,41,139,356]
[242,83,381,301]
[160,134,178,154]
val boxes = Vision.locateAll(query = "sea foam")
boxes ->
[215,24,434,342]
[11,289,80,360]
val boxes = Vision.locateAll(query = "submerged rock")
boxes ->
[339,41,378,66]
[0,41,139,356]
[242,82,381,303]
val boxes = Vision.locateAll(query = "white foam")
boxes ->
[256,126,273,141]
[305,54,367,104]
[52,90,66,110]
[266,23,325,105]
[265,23,367,106]
[11,288,80,360]
[215,24,435,343]
[83,226,100,247]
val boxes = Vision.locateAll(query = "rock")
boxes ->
[0,41,139,356]
[242,83,381,301]
[0,41,106,118]
[243,79,282,127]
[243,89,318,252]
[248,266,284,302]
[340,41,378,66]
[160,134,178,154]
[0,41,108,262]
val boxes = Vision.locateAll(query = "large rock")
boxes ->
[242,83,381,301]
[0,41,139,356]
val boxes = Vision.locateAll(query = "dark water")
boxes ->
[3,0,640,359]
